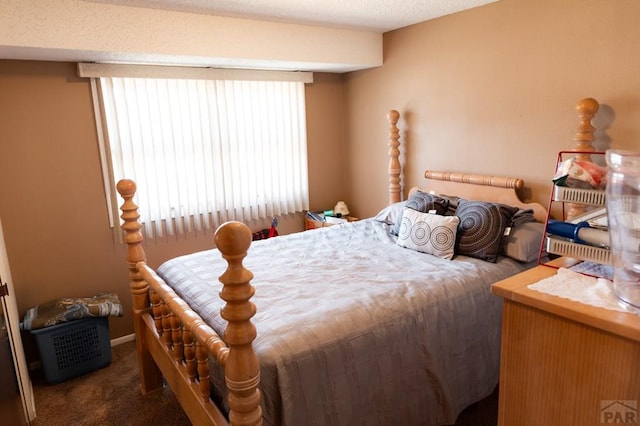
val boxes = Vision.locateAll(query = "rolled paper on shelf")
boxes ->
[547,220,610,248]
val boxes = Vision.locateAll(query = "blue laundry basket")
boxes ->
[31,316,111,383]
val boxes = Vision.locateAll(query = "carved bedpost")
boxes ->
[215,221,262,426]
[117,179,163,394]
[388,110,401,205]
[572,97,599,161]
[566,98,600,220]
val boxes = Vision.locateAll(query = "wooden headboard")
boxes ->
[413,171,547,222]
[386,97,600,223]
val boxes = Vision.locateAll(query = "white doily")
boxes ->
[527,267,640,315]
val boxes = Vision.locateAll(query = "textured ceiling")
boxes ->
[85,0,499,32]
[0,0,499,71]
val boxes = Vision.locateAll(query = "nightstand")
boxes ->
[490,258,640,426]
[304,212,358,230]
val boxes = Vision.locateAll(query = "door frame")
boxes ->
[0,218,35,423]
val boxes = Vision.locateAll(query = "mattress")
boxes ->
[157,218,532,425]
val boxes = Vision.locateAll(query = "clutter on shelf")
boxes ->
[540,151,612,276]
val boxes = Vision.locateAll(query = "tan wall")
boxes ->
[0,61,345,338]
[4,0,640,340]
[306,73,348,212]
[345,0,640,218]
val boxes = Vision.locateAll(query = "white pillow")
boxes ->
[396,208,460,260]
[373,201,407,224]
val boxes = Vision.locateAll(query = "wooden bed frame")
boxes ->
[117,100,598,425]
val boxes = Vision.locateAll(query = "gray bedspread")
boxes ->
[157,218,531,425]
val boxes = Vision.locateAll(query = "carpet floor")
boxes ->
[29,340,497,425]
[30,340,190,426]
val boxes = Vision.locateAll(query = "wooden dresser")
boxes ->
[491,259,640,426]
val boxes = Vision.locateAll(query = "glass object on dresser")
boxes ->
[605,149,640,308]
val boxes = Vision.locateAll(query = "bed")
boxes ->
[116,109,553,425]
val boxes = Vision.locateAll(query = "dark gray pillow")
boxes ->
[455,199,519,263]
[501,221,545,263]
[439,194,460,216]
[392,190,450,235]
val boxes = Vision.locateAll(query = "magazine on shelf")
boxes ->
[569,206,608,230]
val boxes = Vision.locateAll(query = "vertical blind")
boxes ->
[96,76,309,238]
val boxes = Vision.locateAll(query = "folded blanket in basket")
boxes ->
[20,292,123,330]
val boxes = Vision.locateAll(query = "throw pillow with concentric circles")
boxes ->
[455,199,518,262]
[397,207,459,259]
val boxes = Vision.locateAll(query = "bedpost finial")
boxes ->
[576,98,599,117]
[215,221,252,256]
[387,110,401,204]
[573,97,599,159]
[117,179,137,198]
[387,110,400,124]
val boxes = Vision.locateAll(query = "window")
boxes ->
[89,68,310,239]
